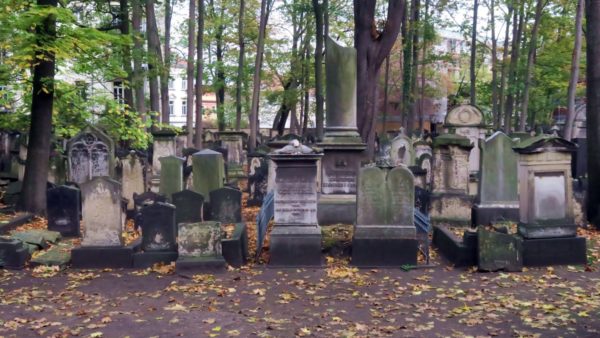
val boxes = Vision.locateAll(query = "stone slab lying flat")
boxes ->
[30,246,71,268]
[0,213,34,234]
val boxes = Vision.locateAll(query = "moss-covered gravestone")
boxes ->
[352,166,418,267]
[192,149,225,203]
[176,221,225,271]
[159,155,184,201]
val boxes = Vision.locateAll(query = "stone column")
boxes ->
[269,141,323,267]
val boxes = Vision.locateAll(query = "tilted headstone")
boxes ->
[47,185,81,237]
[140,202,177,252]
[67,126,115,184]
[159,155,184,201]
[172,189,204,225]
[192,149,225,202]
[80,177,123,246]
[209,187,242,223]
[120,151,145,210]
[178,221,223,257]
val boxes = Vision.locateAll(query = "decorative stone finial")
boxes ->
[274,140,315,155]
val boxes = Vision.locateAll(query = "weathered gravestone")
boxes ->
[172,189,204,225]
[151,130,177,176]
[443,105,486,176]
[0,238,30,269]
[390,130,415,167]
[120,151,145,211]
[317,37,366,225]
[67,126,115,184]
[133,202,178,267]
[247,151,269,206]
[71,177,133,268]
[209,187,242,224]
[159,155,184,201]
[47,185,80,237]
[192,149,225,202]
[269,141,323,267]
[217,131,247,179]
[478,226,523,272]
[472,132,519,226]
[176,221,226,271]
[352,166,418,267]
[132,191,167,230]
[513,135,587,266]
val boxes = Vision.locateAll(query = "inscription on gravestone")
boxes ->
[275,174,318,225]
[80,177,123,246]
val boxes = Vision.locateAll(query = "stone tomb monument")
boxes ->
[46,185,81,237]
[67,126,115,184]
[217,131,247,180]
[176,221,226,272]
[119,151,145,212]
[352,165,418,267]
[472,132,519,226]
[192,149,225,203]
[209,187,242,224]
[269,141,323,267]
[317,37,366,225]
[429,134,474,226]
[71,177,134,268]
[172,189,205,225]
[513,135,586,266]
[133,202,178,267]
[389,129,415,167]
[159,155,185,201]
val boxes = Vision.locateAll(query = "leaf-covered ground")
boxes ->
[1,195,599,337]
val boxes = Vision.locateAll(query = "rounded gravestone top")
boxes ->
[193,149,222,157]
[444,105,485,127]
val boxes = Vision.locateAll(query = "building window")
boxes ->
[169,100,174,115]
[113,81,124,104]
[182,100,187,116]
[168,79,175,90]
[182,77,187,90]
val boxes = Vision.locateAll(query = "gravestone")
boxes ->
[159,155,184,201]
[429,134,474,226]
[390,130,415,166]
[472,132,519,226]
[317,37,366,225]
[67,126,115,184]
[217,131,247,179]
[133,191,167,230]
[151,130,177,176]
[79,177,123,246]
[176,221,226,271]
[478,226,523,272]
[209,187,242,223]
[444,105,486,176]
[352,166,418,267]
[247,151,269,206]
[140,202,177,251]
[192,149,225,202]
[17,135,27,181]
[47,185,80,237]
[172,189,204,225]
[120,151,145,211]
[48,154,68,185]
[269,141,323,267]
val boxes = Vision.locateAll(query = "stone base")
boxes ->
[71,246,135,269]
[317,195,356,225]
[175,256,226,273]
[133,251,178,268]
[430,193,474,226]
[518,222,578,239]
[222,223,248,268]
[523,236,587,267]
[432,225,478,267]
[472,203,520,226]
[0,239,30,269]
[269,226,322,267]
[478,227,523,272]
[351,236,418,267]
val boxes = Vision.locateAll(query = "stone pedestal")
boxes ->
[269,143,323,267]
[351,166,418,267]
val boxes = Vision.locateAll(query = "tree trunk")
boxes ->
[355,0,405,157]
[586,0,600,226]
[489,0,499,128]
[235,0,246,131]
[382,56,390,135]
[470,0,478,106]
[498,4,513,129]
[186,0,196,146]
[131,0,146,118]
[401,0,413,131]
[519,0,544,131]
[160,0,173,124]
[213,1,226,131]
[564,0,584,140]
[504,0,524,133]
[146,0,162,120]
[18,0,57,215]
[119,0,134,109]
[195,0,205,148]
[249,0,272,152]
[408,0,420,136]
[312,0,325,140]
